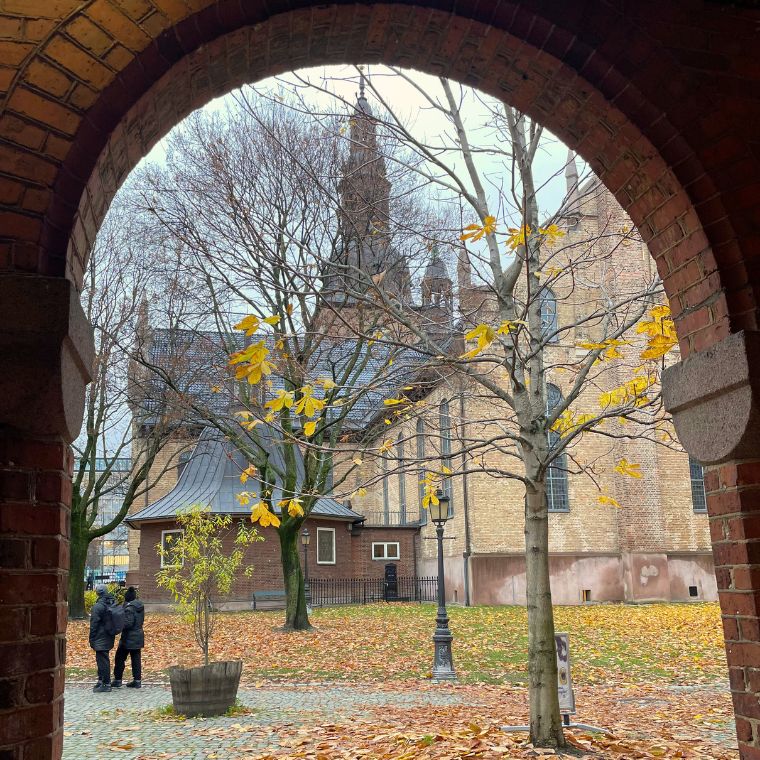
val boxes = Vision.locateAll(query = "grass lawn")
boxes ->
[66,601,726,686]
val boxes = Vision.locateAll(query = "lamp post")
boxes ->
[430,489,456,681]
[301,527,311,610]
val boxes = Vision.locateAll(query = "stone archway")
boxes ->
[2,2,760,758]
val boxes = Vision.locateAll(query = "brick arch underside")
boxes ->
[38,2,744,360]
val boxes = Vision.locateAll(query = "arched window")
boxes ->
[397,434,406,523]
[546,384,570,512]
[690,457,707,513]
[440,400,454,517]
[416,418,427,524]
[540,288,559,343]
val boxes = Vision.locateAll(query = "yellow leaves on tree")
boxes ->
[538,224,565,245]
[378,439,394,454]
[505,225,530,250]
[614,458,642,479]
[303,420,317,438]
[233,314,280,336]
[265,389,295,412]
[497,319,525,335]
[550,409,596,438]
[294,385,327,418]
[597,493,621,508]
[638,304,678,360]
[251,501,281,528]
[230,341,275,386]
[577,338,629,361]
[460,215,497,242]
[461,324,496,359]
[599,374,655,409]
[278,498,304,518]
[239,465,257,485]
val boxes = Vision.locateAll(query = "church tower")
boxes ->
[419,245,453,338]
[324,73,411,304]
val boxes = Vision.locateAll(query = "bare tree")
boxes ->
[126,99,444,630]
[255,69,677,746]
[70,200,192,618]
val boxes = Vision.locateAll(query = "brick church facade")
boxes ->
[126,82,714,607]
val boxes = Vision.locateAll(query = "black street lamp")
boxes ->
[301,527,311,609]
[430,488,456,681]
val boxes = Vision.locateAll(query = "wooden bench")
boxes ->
[252,590,287,610]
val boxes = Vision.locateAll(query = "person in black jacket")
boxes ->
[89,584,116,693]
[112,586,144,689]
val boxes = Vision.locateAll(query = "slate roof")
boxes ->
[126,427,363,526]
[140,327,437,430]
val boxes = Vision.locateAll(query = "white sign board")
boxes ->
[555,632,576,714]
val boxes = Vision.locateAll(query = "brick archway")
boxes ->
[3,2,760,758]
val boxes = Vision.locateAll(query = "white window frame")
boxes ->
[316,527,336,565]
[160,529,184,568]
[372,542,400,561]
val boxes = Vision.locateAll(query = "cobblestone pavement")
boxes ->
[63,682,464,759]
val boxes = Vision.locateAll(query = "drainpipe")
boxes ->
[460,392,473,606]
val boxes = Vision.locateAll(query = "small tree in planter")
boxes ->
[156,505,260,716]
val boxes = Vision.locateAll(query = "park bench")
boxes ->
[252,590,287,610]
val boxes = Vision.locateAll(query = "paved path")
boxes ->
[63,682,463,759]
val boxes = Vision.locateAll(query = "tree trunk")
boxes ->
[68,518,90,619]
[524,481,565,748]
[278,528,311,631]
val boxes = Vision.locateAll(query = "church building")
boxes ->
[126,80,716,608]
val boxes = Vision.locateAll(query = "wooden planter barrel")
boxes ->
[168,660,243,717]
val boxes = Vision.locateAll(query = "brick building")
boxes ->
[126,86,713,608]
[126,429,419,605]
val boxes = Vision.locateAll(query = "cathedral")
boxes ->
[126,81,715,607]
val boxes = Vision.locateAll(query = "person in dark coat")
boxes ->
[89,584,116,692]
[112,586,144,688]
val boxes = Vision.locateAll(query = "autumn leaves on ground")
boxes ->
[66,603,735,758]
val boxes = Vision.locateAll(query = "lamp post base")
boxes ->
[432,630,457,681]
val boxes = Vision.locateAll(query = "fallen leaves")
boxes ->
[66,603,728,689]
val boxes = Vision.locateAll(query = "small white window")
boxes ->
[372,542,400,561]
[316,527,336,565]
[160,529,184,568]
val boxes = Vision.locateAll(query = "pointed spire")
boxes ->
[356,65,371,114]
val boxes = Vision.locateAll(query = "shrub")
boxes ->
[84,590,97,614]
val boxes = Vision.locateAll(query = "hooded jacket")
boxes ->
[120,599,145,650]
[89,591,116,651]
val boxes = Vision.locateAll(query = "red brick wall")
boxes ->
[129,518,418,603]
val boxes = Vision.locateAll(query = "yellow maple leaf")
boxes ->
[234,315,260,336]
[286,498,304,518]
[460,215,497,242]
[264,389,295,412]
[461,323,496,359]
[239,465,257,485]
[505,225,531,250]
[614,458,642,479]
[251,501,280,528]
[294,385,326,418]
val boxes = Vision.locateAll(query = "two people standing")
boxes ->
[89,584,144,692]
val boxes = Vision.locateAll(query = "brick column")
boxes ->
[0,275,93,760]
[664,332,760,758]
